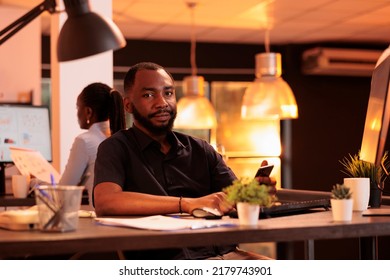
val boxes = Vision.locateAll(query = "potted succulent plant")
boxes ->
[339,151,390,208]
[330,184,353,222]
[224,177,276,225]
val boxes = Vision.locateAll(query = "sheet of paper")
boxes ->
[362,208,390,216]
[9,147,60,183]
[95,215,237,231]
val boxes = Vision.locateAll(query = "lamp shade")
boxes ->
[241,53,298,120]
[57,0,126,62]
[175,75,217,129]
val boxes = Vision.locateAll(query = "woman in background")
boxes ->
[59,82,126,209]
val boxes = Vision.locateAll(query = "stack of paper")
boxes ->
[0,207,39,230]
[95,215,237,231]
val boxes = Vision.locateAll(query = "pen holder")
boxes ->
[34,185,83,232]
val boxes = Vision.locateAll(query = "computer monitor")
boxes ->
[360,54,390,168]
[0,104,52,194]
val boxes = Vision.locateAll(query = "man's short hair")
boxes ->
[123,62,174,94]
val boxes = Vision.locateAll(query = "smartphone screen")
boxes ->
[255,165,274,177]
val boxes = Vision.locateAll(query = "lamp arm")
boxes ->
[0,0,57,45]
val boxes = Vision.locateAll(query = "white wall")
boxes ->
[0,6,41,105]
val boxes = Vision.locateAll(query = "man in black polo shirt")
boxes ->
[93,62,276,260]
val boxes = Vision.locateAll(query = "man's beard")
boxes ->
[131,104,176,135]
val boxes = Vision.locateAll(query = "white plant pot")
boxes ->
[343,177,370,211]
[331,199,353,222]
[236,202,260,225]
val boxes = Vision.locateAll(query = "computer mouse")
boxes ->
[192,207,223,219]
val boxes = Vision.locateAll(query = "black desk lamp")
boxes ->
[0,0,126,62]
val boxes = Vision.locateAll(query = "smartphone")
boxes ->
[255,164,274,177]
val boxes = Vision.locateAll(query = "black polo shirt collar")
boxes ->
[131,124,186,154]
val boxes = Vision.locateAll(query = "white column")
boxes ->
[50,0,114,173]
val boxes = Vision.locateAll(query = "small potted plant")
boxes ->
[330,184,353,222]
[339,151,390,208]
[224,177,276,225]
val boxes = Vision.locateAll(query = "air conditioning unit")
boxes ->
[302,47,383,77]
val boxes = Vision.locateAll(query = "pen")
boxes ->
[50,173,56,186]
[36,189,57,213]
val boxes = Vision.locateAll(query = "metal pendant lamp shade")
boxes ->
[174,1,217,130]
[57,0,126,62]
[175,75,217,129]
[241,53,298,120]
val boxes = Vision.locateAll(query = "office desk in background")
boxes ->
[0,194,35,207]
[1,210,390,260]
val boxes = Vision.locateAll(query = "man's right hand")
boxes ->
[182,192,234,215]
[256,160,277,195]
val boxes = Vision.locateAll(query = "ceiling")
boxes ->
[1,0,390,45]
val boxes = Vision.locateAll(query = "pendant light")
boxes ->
[241,30,298,120]
[174,2,217,129]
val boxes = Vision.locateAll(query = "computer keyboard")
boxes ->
[229,188,331,219]
[262,198,330,217]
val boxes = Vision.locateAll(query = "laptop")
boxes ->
[229,188,331,219]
